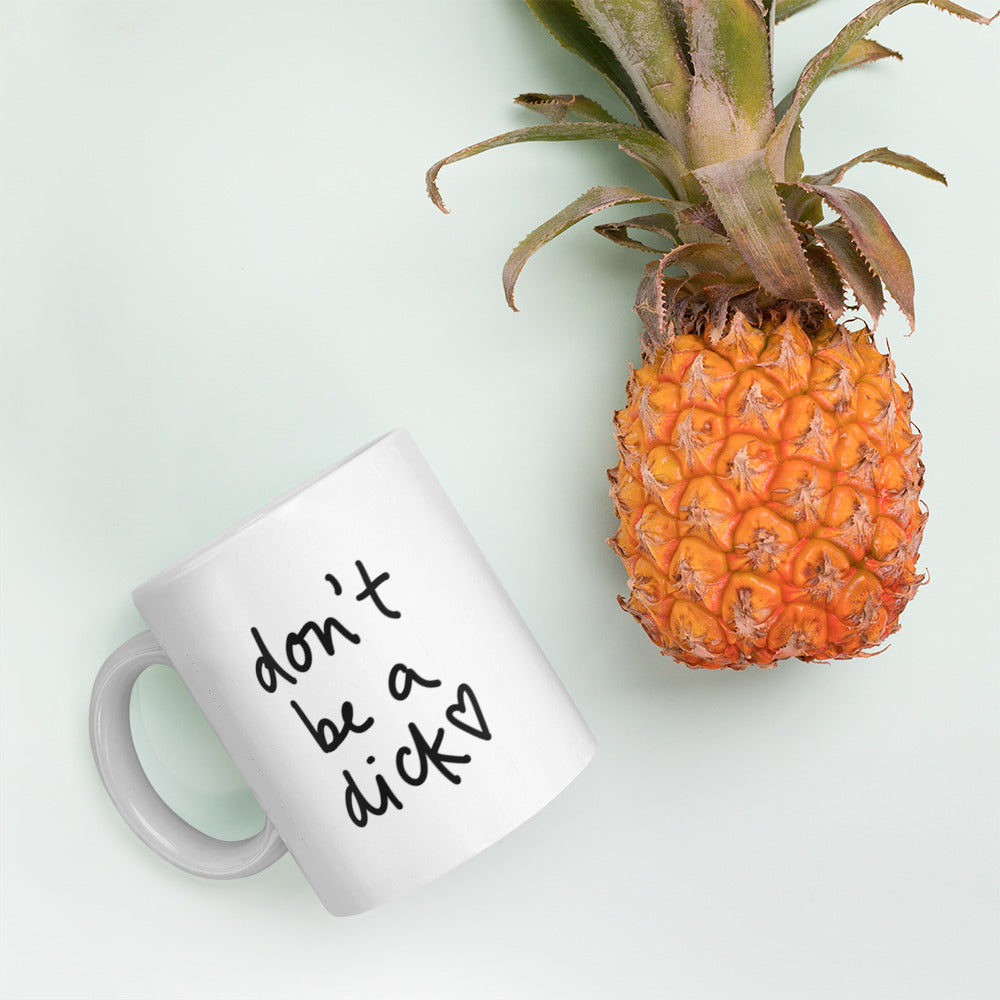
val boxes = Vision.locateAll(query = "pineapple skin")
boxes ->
[608,307,926,669]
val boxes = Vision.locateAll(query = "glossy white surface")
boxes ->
[2,1,998,997]
[93,430,594,915]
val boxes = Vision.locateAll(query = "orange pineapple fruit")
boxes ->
[609,311,926,666]
[428,0,995,668]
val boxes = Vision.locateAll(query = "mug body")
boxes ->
[132,430,595,915]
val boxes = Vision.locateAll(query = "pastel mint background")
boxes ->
[2,2,997,998]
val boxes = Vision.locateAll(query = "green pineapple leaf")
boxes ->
[634,248,756,349]
[776,0,824,21]
[634,256,675,347]
[426,121,688,211]
[514,93,619,124]
[802,184,913,326]
[803,146,946,186]
[523,0,657,129]
[813,220,886,322]
[694,150,816,300]
[774,37,904,121]
[779,181,824,226]
[829,36,903,72]
[676,203,727,245]
[571,0,693,156]
[682,0,775,167]
[783,117,806,181]
[594,214,680,253]
[658,241,748,277]
[804,241,847,317]
[767,0,997,180]
[502,185,689,309]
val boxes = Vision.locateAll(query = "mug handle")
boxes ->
[89,631,287,878]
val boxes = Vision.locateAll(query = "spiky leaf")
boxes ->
[634,255,674,348]
[830,36,903,72]
[514,92,619,124]
[767,0,996,180]
[784,117,806,181]
[502,185,688,309]
[804,241,847,317]
[572,0,693,156]
[658,240,748,277]
[682,0,775,167]
[523,0,656,128]
[694,151,816,300]
[803,184,913,326]
[594,214,680,253]
[634,251,757,349]
[779,180,824,225]
[776,0,823,21]
[813,221,886,322]
[804,146,946,186]
[426,121,688,209]
[775,37,904,122]
[676,203,727,245]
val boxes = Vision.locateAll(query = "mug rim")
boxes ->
[132,428,404,600]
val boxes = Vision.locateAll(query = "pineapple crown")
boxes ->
[427,0,996,346]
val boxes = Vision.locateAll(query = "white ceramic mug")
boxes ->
[90,429,595,916]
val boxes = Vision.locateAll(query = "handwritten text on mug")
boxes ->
[250,560,491,828]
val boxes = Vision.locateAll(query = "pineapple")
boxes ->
[427,0,995,668]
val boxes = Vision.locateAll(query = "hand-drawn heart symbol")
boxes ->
[445,683,491,741]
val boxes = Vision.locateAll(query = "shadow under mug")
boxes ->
[90,429,596,915]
